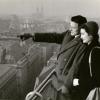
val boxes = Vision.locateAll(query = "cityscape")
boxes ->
[0,0,100,100]
[0,5,65,100]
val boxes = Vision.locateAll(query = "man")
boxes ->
[19,15,87,100]
[19,15,87,44]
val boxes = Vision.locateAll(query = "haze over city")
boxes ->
[0,0,99,18]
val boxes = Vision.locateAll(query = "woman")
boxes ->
[72,21,100,100]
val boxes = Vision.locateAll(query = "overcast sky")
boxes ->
[0,0,100,18]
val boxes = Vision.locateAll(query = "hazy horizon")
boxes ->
[0,0,100,18]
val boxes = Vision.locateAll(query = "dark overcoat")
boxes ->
[71,42,99,100]
[54,36,84,88]
[90,46,100,88]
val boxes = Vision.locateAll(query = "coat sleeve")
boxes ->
[91,47,100,84]
[33,32,67,44]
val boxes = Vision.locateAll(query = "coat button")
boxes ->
[64,58,66,61]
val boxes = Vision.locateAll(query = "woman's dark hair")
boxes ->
[81,21,99,44]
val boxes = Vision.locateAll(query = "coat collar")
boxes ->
[57,36,81,58]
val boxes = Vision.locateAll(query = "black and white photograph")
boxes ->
[0,0,100,100]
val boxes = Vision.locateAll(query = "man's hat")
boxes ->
[71,15,87,26]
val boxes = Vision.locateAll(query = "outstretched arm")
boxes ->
[17,32,66,44]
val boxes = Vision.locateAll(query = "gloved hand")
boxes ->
[17,33,33,41]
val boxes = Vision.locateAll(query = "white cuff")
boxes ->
[73,78,79,86]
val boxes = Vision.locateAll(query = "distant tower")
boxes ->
[9,15,20,34]
[35,0,44,18]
